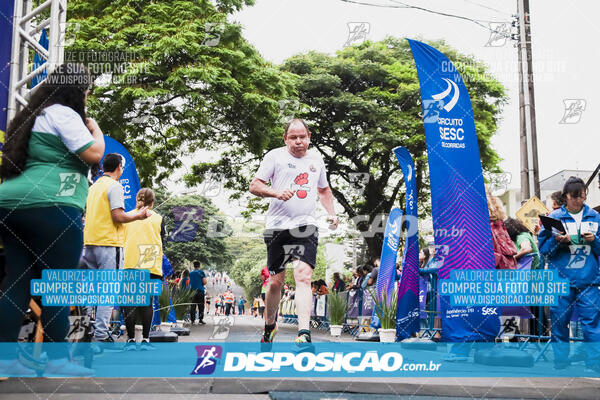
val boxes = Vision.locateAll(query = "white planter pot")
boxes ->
[160,322,173,331]
[378,328,396,343]
[330,325,343,337]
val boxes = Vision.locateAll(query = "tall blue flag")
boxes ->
[393,147,420,340]
[31,29,49,88]
[376,207,403,303]
[408,39,499,341]
[98,136,142,212]
[371,208,403,332]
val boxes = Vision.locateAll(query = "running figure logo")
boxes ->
[291,173,310,199]
[191,345,222,375]
[56,172,81,197]
[566,245,590,269]
[136,245,160,268]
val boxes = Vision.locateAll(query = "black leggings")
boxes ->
[122,273,161,340]
[0,206,83,359]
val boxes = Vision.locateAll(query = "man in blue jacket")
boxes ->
[538,177,600,370]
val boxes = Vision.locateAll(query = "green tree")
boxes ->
[67,0,293,185]
[225,236,266,298]
[189,38,507,259]
[154,190,233,269]
[281,38,506,259]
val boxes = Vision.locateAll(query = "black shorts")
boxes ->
[264,225,318,276]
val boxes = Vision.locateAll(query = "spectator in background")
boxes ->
[505,217,541,336]
[316,279,329,295]
[504,218,540,270]
[180,269,190,288]
[486,186,517,269]
[332,272,346,292]
[361,265,373,290]
[551,190,565,210]
[348,267,363,290]
[189,261,207,325]
[367,258,380,287]
[419,248,430,268]
[122,188,163,351]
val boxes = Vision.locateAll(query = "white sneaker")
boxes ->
[139,339,155,351]
[123,339,137,351]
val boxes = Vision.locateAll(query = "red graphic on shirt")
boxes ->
[293,173,310,199]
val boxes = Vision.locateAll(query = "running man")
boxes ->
[249,119,338,346]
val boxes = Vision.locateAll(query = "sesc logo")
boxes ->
[481,307,498,316]
[431,78,460,112]
[191,345,223,375]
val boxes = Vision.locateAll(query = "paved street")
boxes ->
[1,278,599,399]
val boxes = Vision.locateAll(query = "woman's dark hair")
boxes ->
[1,64,91,180]
[562,176,587,199]
[504,217,530,242]
[182,270,189,278]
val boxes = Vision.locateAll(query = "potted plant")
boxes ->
[173,287,195,322]
[158,284,195,328]
[328,292,348,337]
[369,287,398,343]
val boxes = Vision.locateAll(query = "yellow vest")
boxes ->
[123,210,163,276]
[83,176,125,247]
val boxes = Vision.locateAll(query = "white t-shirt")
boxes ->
[32,104,93,153]
[569,209,583,229]
[255,147,329,230]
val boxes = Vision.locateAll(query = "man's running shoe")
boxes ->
[294,330,315,353]
[123,339,137,351]
[139,339,155,351]
[261,323,277,343]
[295,330,312,345]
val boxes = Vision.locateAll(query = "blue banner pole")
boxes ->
[407,39,500,342]
[393,147,420,340]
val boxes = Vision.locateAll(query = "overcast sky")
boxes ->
[230,0,598,188]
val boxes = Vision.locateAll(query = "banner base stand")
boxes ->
[355,331,380,342]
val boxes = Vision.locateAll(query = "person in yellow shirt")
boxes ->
[82,154,150,344]
[122,188,163,351]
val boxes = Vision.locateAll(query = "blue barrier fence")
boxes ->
[279,263,580,345]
